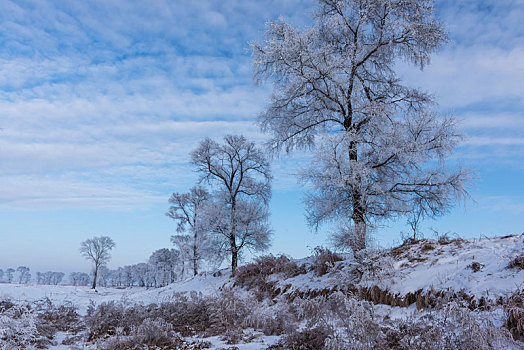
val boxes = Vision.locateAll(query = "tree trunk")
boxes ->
[193,231,198,276]
[92,267,98,289]
[349,139,367,251]
[230,198,238,275]
[231,244,238,276]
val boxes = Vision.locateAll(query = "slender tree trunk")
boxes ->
[230,199,238,275]
[193,231,198,276]
[231,240,238,275]
[92,266,98,289]
[349,139,367,251]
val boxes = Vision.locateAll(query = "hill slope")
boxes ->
[1,234,523,349]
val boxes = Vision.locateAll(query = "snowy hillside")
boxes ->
[1,234,523,349]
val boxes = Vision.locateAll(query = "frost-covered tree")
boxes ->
[170,235,192,279]
[191,135,272,274]
[17,266,31,284]
[166,186,212,276]
[148,248,179,287]
[80,236,115,289]
[206,195,272,267]
[36,272,42,284]
[50,272,64,285]
[131,263,150,287]
[6,268,15,283]
[70,272,91,286]
[121,266,135,287]
[252,0,469,251]
[0,269,4,282]
[97,266,110,288]
[37,271,64,285]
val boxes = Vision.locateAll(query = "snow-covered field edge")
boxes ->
[1,234,523,349]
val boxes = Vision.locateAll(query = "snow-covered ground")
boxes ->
[1,234,523,349]
[0,272,230,315]
[265,234,524,303]
[383,234,524,296]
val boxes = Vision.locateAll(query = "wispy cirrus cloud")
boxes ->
[0,0,319,209]
[1,0,524,212]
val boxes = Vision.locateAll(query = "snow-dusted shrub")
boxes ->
[36,298,82,333]
[507,255,524,270]
[153,294,211,336]
[104,296,210,338]
[205,287,253,337]
[85,301,127,341]
[292,293,517,350]
[410,302,516,349]
[134,318,180,346]
[467,261,484,273]
[100,318,209,350]
[356,249,395,281]
[235,254,305,300]
[243,297,297,336]
[293,292,385,349]
[505,289,524,341]
[220,328,246,345]
[436,232,465,246]
[311,247,343,276]
[370,302,517,350]
[282,326,330,350]
[0,301,52,348]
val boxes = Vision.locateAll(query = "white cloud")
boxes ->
[399,46,524,108]
[1,0,524,211]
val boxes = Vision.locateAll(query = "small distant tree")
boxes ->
[170,235,192,279]
[78,273,90,286]
[80,236,115,289]
[50,272,64,285]
[191,135,272,274]
[406,198,425,241]
[97,266,111,288]
[6,268,15,283]
[17,266,31,284]
[149,248,179,287]
[0,269,4,282]
[132,263,150,287]
[70,272,90,286]
[166,186,211,276]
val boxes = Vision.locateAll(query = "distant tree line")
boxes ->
[0,244,206,288]
[0,267,63,285]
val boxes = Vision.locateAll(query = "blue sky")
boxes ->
[0,0,523,273]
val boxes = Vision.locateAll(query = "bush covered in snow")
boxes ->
[505,289,524,342]
[234,254,306,300]
[288,292,519,350]
[507,255,524,270]
[0,298,81,348]
[84,287,296,346]
[311,247,343,276]
[84,294,212,340]
[100,318,187,350]
[0,300,49,348]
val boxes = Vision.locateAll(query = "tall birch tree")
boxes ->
[252,0,470,250]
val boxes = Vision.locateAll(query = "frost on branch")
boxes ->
[191,135,272,274]
[252,0,471,250]
[167,186,214,277]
